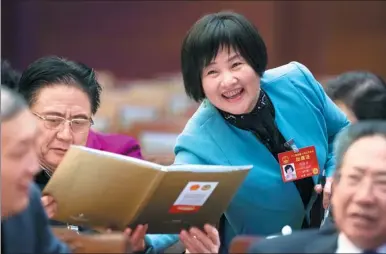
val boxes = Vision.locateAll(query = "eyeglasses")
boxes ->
[32,112,94,133]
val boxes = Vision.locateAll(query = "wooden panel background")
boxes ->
[2,1,386,80]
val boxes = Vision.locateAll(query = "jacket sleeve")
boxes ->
[32,184,72,253]
[144,234,180,254]
[174,122,230,166]
[294,62,350,177]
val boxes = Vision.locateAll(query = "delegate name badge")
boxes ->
[278,146,320,183]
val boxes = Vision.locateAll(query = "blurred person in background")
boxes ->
[1,60,22,90]
[322,72,386,228]
[174,11,350,253]
[249,121,386,253]
[1,86,70,254]
[325,71,386,123]
[95,69,117,89]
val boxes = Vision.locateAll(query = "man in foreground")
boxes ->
[1,86,71,253]
[249,121,386,253]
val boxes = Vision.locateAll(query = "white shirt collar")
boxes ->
[336,233,386,253]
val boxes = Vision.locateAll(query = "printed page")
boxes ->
[129,165,252,233]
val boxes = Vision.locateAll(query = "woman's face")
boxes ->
[201,47,260,115]
[31,85,92,170]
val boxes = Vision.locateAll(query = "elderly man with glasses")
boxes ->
[17,56,179,254]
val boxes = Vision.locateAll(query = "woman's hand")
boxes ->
[314,176,333,209]
[180,224,220,253]
[107,224,148,252]
[41,195,57,218]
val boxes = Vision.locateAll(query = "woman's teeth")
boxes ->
[223,88,243,99]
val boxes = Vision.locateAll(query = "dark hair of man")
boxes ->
[325,71,386,120]
[1,60,21,90]
[18,56,102,114]
[334,121,386,181]
[181,11,268,102]
[1,86,27,121]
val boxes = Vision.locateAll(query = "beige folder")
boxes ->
[43,145,251,234]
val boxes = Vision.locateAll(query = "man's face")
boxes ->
[332,135,386,249]
[31,85,92,170]
[1,109,41,218]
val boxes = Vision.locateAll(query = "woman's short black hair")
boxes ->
[325,71,386,120]
[18,56,102,115]
[181,11,268,102]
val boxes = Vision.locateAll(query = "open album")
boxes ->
[43,145,252,234]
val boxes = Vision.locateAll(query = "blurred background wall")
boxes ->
[2,0,386,163]
[3,1,386,79]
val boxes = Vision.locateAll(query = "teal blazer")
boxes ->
[174,62,350,251]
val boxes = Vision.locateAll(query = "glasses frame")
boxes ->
[32,112,94,133]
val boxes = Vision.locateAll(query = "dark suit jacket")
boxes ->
[248,223,338,253]
[2,183,70,254]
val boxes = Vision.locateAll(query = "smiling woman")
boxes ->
[175,11,351,253]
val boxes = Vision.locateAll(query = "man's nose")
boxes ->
[56,122,73,141]
[354,179,376,205]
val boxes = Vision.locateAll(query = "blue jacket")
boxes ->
[174,62,350,251]
[2,183,70,254]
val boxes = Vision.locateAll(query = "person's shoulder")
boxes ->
[29,182,43,205]
[88,130,142,156]
[174,100,228,164]
[28,182,50,220]
[249,228,322,253]
[4,183,43,225]
[261,61,314,87]
[89,129,138,145]
[181,100,220,134]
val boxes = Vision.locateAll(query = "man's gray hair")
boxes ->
[334,121,386,179]
[1,86,27,121]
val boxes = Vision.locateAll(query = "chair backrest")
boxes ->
[229,236,264,253]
